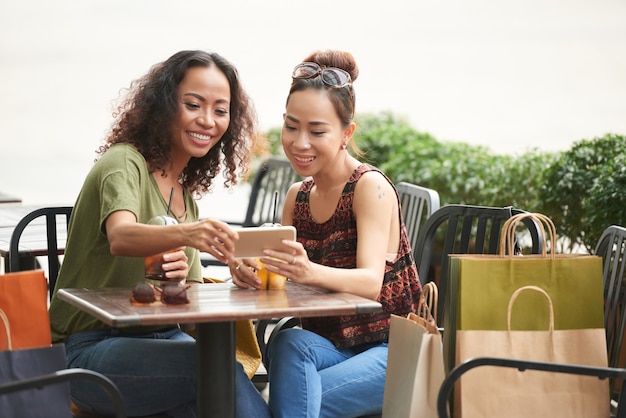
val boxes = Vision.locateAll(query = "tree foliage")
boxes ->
[355,112,556,212]
[539,133,626,252]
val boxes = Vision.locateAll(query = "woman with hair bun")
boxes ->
[231,50,423,417]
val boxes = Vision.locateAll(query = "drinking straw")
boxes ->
[167,187,174,217]
[272,191,279,224]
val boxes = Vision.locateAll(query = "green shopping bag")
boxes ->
[443,213,605,374]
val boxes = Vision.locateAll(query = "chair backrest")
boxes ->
[0,368,127,418]
[594,225,626,374]
[241,157,300,227]
[396,182,440,257]
[8,206,72,300]
[413,204,544,324]
[437,357,626,418]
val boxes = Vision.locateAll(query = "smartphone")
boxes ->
[233,226,297,258]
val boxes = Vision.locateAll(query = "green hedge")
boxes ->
[539,133,626,253]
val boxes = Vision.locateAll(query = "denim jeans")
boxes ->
[65,327,271,418]
[267,328,387,418]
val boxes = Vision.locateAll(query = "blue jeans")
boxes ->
[65,327,271,418]
[267,328,387,418]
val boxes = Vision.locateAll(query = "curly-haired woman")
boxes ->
[49,50,271,418]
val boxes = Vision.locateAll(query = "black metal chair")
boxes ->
[0,368,127,418]
[437,357,626,418]
[412,204,544,326]
[237,157,300,228]
[8,206,72,300]
[201,157,299,267]
[595,225,626,411]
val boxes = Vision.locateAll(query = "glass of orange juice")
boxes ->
[144,215,179,281]
[255,257,287,290]
[256,220,288,289]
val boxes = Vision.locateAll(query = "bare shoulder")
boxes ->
[285,181,303,199]
[354,170,396,201]
[281,181,303,225]
[283,181,303,208]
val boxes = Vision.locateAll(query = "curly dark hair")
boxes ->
[98,50,259,195]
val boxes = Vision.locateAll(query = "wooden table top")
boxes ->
[57,281,383,327]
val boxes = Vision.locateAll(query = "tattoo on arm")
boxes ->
[377,184,386,199]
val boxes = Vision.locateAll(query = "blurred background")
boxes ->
[1,0,625,220]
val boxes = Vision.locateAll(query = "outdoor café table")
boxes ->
[57,281,383,418]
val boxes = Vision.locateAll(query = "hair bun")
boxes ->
[303,50,359,82]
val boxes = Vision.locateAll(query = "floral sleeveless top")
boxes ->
[294,164,422,348]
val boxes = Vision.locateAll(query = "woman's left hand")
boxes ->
[230,258,263,289]
[161,247,189,281]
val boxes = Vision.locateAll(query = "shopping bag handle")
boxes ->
[407,312,440,334]
[418,282,438,324]
[500,213,557,258]
[0,308,12,350]
[508,285,554,332]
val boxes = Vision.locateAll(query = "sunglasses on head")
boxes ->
[292,62,352,89]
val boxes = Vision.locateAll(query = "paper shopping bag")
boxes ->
[454,286,609,418]
[383,311,445,418]
[443,213,605,373]
[0,270,51,349]
[0,309,72,418]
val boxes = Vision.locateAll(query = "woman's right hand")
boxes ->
[188,218,240,265]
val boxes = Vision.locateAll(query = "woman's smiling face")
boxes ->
[172,65,231,160]
[281,89,347,176]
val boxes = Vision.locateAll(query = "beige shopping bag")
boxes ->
[455,285,609,418]
[383,284,445,418]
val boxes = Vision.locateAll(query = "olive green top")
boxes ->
[49,143,201,342]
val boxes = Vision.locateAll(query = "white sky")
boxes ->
[1,0,625,207]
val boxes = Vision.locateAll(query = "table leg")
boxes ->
[196,321,236,418]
